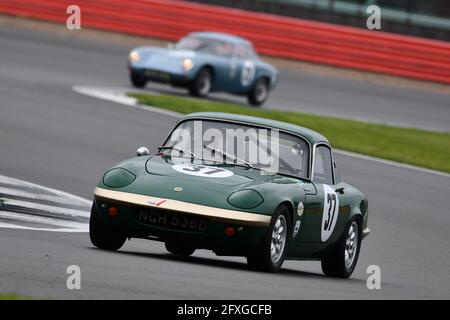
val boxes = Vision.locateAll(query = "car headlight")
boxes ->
[227,189,264,209]
[182,58,194,72]
[129,50,140,63]
[103,168,136,188]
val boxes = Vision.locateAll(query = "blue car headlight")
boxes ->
[129,50,140,63]
[227,189,264,209]
[182,58,194,72]
[103,168,136,188]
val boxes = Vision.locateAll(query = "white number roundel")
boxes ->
[240,60,256,86]
[172,164,234,178]
[321,184,339,242]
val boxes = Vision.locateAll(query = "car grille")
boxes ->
[144,69,171,82]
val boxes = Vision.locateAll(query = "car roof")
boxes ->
[188,32,252,46]
[178,112,329,146]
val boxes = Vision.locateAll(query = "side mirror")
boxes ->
[136,146,150,157]
[335,187,345,194]
[167,43,174,50]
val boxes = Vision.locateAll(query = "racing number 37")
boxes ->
[324,193,337,231]
[172,164,234,178]
[321,184,339,242]
[182,165,223,175]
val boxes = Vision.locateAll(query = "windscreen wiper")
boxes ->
[202,144,253,169]
[157,146,197,159]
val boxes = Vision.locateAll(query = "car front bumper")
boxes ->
[129,66,193,86]
[93,187,270,253]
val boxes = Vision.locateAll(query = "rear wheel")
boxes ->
[130,72,146,88]
[247,78,269,106]
[165,241,196,257]
[247,205,290,272]
[89,202,126,251]
[189,67,212,97]
[321,218,361,278]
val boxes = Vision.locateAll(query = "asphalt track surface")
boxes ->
[0,25,449,299]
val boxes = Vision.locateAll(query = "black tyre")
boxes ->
[188,67,212,97]
[89,202,126,251]
[321,217,361,278]
[165,241,196,257]
[247,78,269,106]
[247,205,291,273]
[130,72,147,88]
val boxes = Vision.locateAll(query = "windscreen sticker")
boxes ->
[172,164,234,178]
[321,184,339,242]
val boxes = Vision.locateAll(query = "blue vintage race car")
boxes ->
[128,32,279,106]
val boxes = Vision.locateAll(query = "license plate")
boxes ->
[145,70,170,81]
[135,208,208,232]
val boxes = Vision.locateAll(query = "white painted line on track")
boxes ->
[0,221,88,233]
[72,85,182,117]
[1,199,90,218]
[0,186,88,207]
[0,174,90,232]
[0,211,88,230]
[73,85,450,179]
[0,174,91,206]
[73,85,138,106]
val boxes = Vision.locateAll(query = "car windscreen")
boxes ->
[175,37,234,57]
[163,119,310,178]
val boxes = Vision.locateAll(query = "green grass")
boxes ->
[128,92,450,173]
[0,293,31,300]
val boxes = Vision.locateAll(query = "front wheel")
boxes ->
[89,202,126,251]
[247,205,290,273]
[188,68,212,97]
[321,218,361,278]
[247,78,269,106]
[130,72,147,88]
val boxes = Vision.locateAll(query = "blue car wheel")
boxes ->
[247,78,269,106]
[130,72,147,88]
[189,67,212,97]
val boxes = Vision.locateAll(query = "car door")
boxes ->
[298,143,345,243]
[229,44,258,93]
[199,39,234,91]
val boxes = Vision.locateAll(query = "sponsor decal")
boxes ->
[148,199,167,207]
[293,220,301,237]
[297,202,304,217]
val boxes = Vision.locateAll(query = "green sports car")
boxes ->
[90,112,369,278]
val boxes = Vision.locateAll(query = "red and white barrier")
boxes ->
[1,0,449,84]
